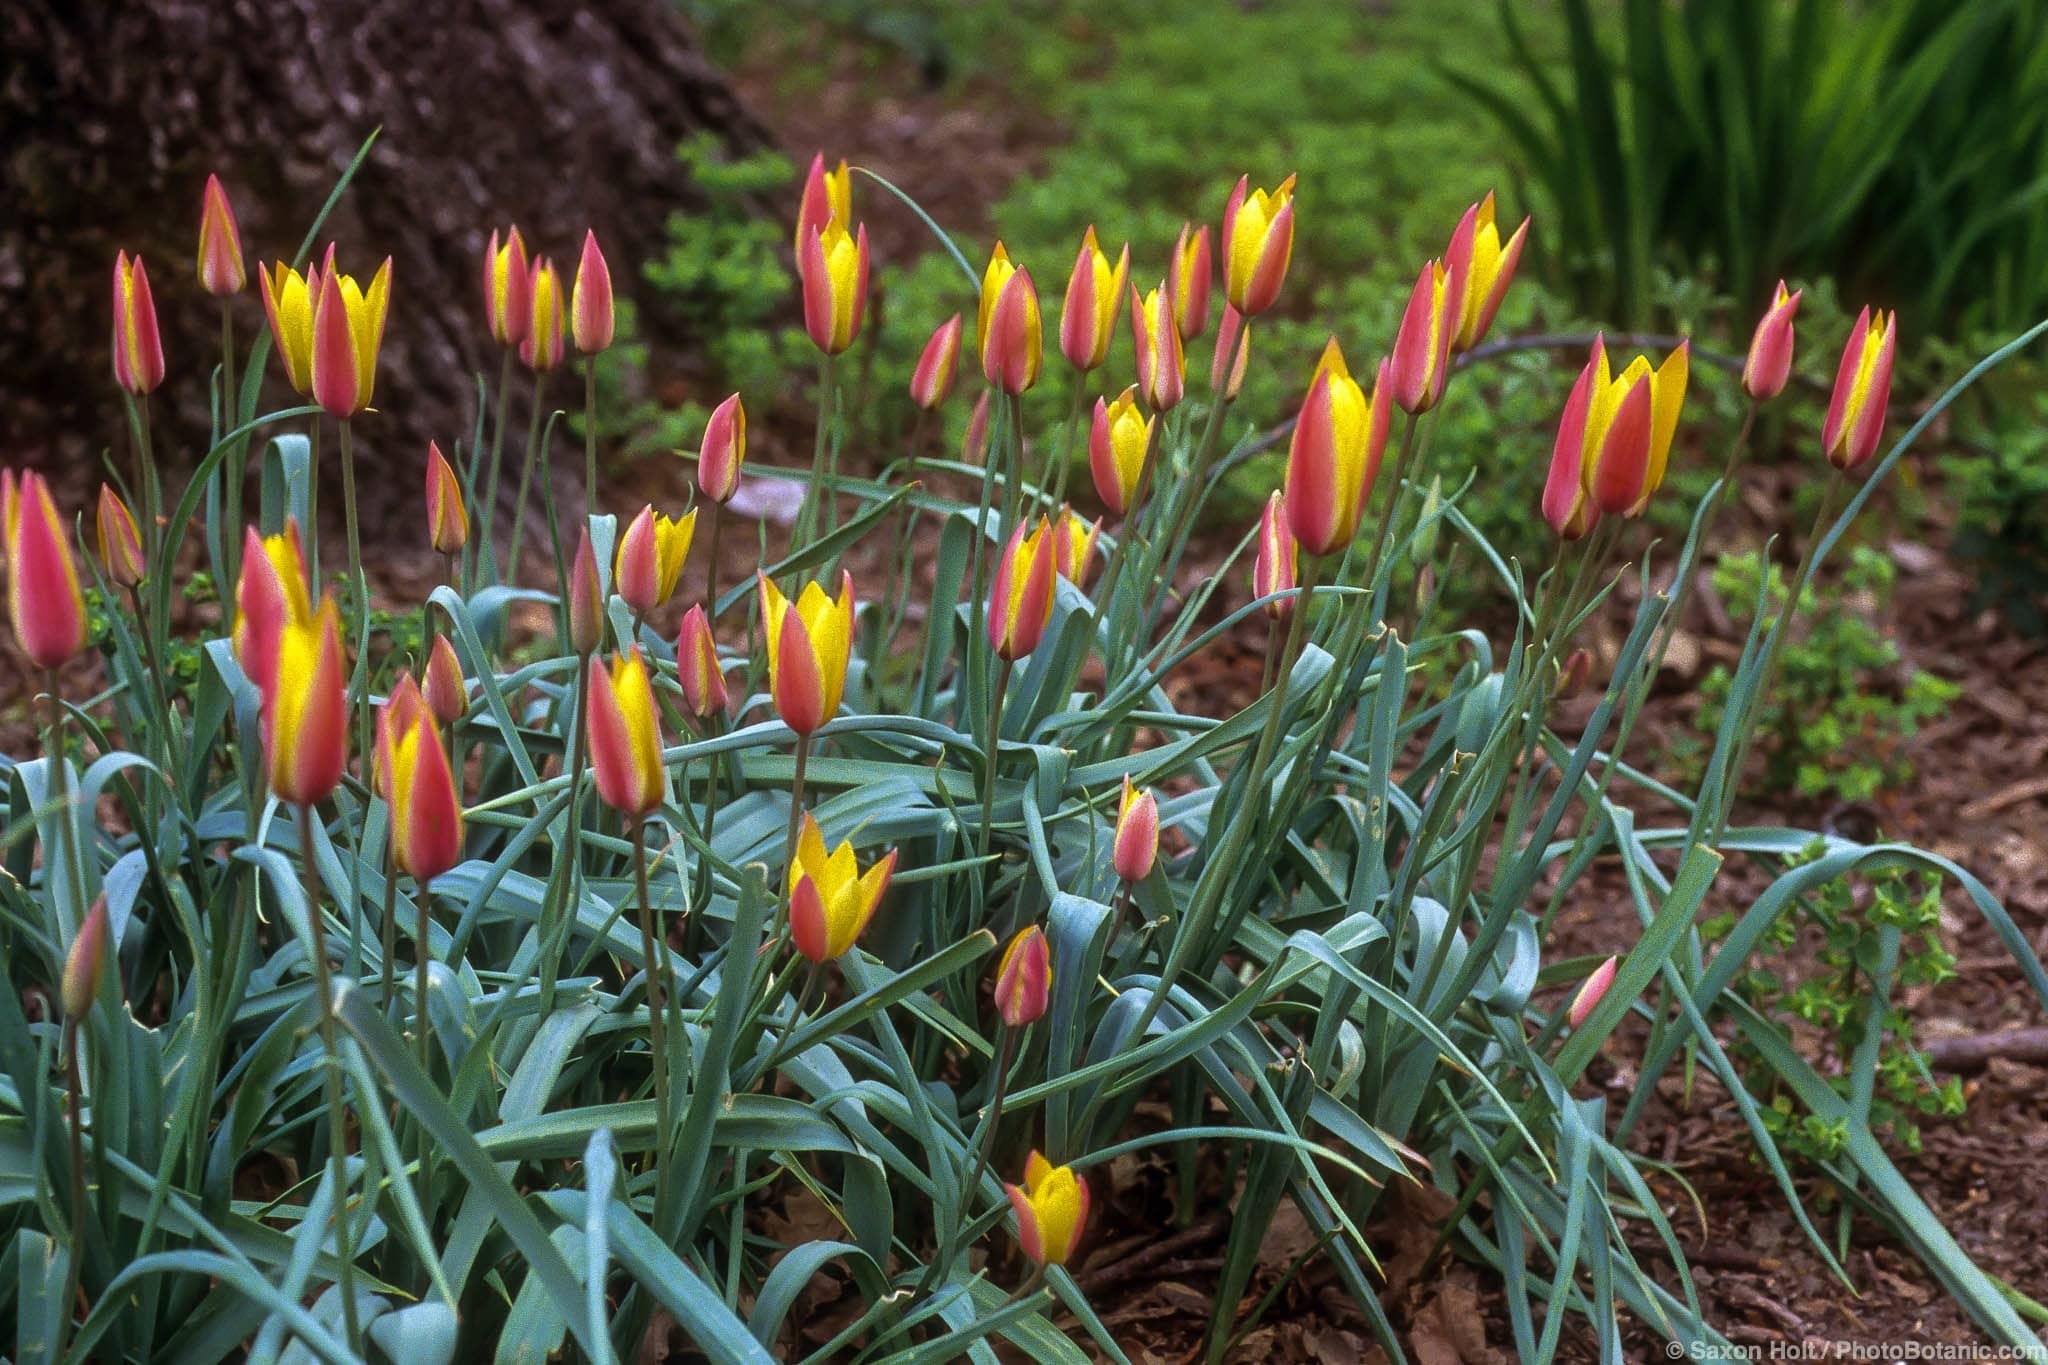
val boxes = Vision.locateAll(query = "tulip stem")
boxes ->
[306,416,321,581]
[338,419,373,986]
[509,370,547,576]
[295,801,362,1357]
[631,819,673,1193]
[997,393,1027,555]
[483,349,515,581]
[414,871,437,1212]
[584,355,600,519]
[796,354,837,557]
[763,960,824,1075]
[1089,418,1164,637]
[221,301,246,594]
[705,499,726,621]
[60,1019,90,1355]
[378,842,400,1020]
[962,1020,1019,1224]
[978,658,1014,867]
[783,734,813,906]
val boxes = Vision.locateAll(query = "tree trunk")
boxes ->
[0,0,767,538]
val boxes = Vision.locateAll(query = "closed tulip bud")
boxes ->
[522,257,565,373]
[1443,192,1528,353]
[309,246,393,418]
[795,153,852,256]
[1252,490,1297,619]
[1211,305,1249,401]
[62,897,111,1021]
[962,390,993,467]
[1052,506,1099,586]
[260,260,318,395]
[1170,223,1213,342]
[1742,281,1801,403]
[264,593,349,806]
[1390,256,1463,415]
[424,441,469,554]
[978,244,1042,395]
[698,392,748,503]
[197,174,247,296]
[572,229,614,355]
[1567,956,1619,1029]
[111,252,165,395]
[4,470,88,669]
[233,519,311,693]
[1284,339,1393,557]
[1221,173,1296,317]
[1088,387,1153,518]
[1541,336,1688,538]
[587,647,668,818]
[994,925,1051,1028]
[423,633,467,726]
[788,811,896,963]
[1558,646,1594,699]
[96,482,146,589]
[1007,1152,1090,1268]
[377,674,463,883]
[761,571,855,737]
[988,516,1058,661]
[1059,226,1129,372]
[1822,306,1896,472]
[483,226,532,348]
[1130,282,1185,412]
[568,529,606,656]
[910,315,963,411]
[798,221,871,356]
[1112,775,1158,882]
[677,603,728,721]
[615,505,697,617]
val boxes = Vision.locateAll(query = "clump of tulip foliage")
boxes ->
[7,147,2048,1364]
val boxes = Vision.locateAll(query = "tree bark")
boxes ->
[0,0,767,533]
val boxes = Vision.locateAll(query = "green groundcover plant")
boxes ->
[5,143,2048,1365]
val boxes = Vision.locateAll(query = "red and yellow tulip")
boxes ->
[1112,775,1158,883]
[1058,226,1129,373]
[1088,387,1153,518]
[1211,305,1249,402]
[96,483,146,589]
[988,516,1058,661]
[1443,192,1528,353]
[1821,306,1896,472]
[1741,281,1801,403]
[994,925,1051,1028]
[587,647,668,818]
[1053,507,1099,586]
[788,811,896,963]
[112,252,165,396]
[424,441,468,554]
[1222,174,1295,318]
[234,520,311,693]
[197,174,247,297]
[677,604,728,721]
[1252,490,1297,619]
[979,243,1043,395]
[309,246,393,418]
[1390,256,1462,415]
[761,571,855,737]
[1567,956,1619,1029]
[572,229,614,355]
[796,153,852,255]
[264,592,349,806]
[423,634,467,726]
[260,260,318,395]
[1541,336,1689,539]
[521,256,565,373]
[377,674,463,883]
[1170,222,1213,342]
[483,226,532,348]
[910,315,963,412]
[1130,281,1184,412]
[798,220,871,357]
[1284,339,1393,557]
[568,529,606,657]
[615,506,697,617]
[4,470,87,669]
[1006,1152,1090,1267]
[698,392,748,504]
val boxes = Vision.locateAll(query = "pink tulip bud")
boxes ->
[1211,305,1249,401]
[1170,223,1213,342]
[1567,956,1619,1029]
[424,441,469,554]
[1389,257,1461,415]
[1059,227,1129,373]
[994,925,1051,1028]
[962,390,993,467]
[4,470,88,669]
[677,603,728,721]
[111,252,165,395]
[910,315,964,412]
[568,529,605,656]
[62,897,111,1021]
[424,634,467,726]
[572,229,615,355]
[1252,491,1297,619]
[197,175,247,297]
[96,483,146,589]
[1741,281,1800,402]
[1821,306,1896,472]
[699,392,747,504]
[1112,776,1158,883]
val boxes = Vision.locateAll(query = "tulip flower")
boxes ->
[988,516,1058,661]
[1540,336,1689,538]
[677,603,728,721]
[1821,306,1896,472]
[1212,305,1249,401]
[483,226,532,348]
[698,393,747,504]
[615,506,697,618]
[1221,173,1296,317]
[1130,281,1184,412]
[587,647,667,818]
[4,470,88,670]
[1390,257,1463,415]
[96,483,146,588]
[1089,387,1153,518]
[263,593,349,806]
[377,676,463,883]
[1006,1152,1090,1267]
[567,529,606,657]
[111,252,165,396]
[260,260,318,395]
[1557,647,1595,699]
[962,390,993,467]
[994,925,1051,1028]
[788,811,896,963]
[1052,507,1099,586]
[1567,956,1619,1029]
[1443,192,1528,353]
[1170,222,1213,342]
[309,246,393,418]
[760,571,855,737]
[1058,227,1129,373]
[522,257,565,373]
[1284,339,1394,557]
[1742,281,1802,403]
[62,897,111,1021]
[197,174,247,296]
[1252,490,1297,619]
[910,315,963,411]
[424,441,469,554]
[233,520,311,693]
[1112,775,1158,883]
[979,243,1043,394]
[572,230,614,355]
[423,634,467,726]
[795,153,851,255]
[798,221,871,356]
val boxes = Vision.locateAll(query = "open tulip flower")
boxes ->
[1222,173,1296,317]
[795,152,851,256]
[1089,387,1153,518]
[615,505,697,618]
[260,260,319,396]
[989,516,1058,661]
[798,220,870,357]
[1542,335,1688,538]
[5,470,88,670]
[788,811,896,963]
[1443,191,1528,354]
[1007,1152,1090,1268]
[1059,226,1129,373]
[308,245,393,418]
[761,571,855,737]
[1822,305,1897,471]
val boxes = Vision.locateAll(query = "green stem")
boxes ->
[306,414,321,581]
[221,302,245,594]
[584,355,600,517]
[414,874,437,1212]
[632,821,673,1199]
[1089,418,1164,631]
[705,498,726,620]
[508,369,547,574]
[796,354,837,555]
[961,1022,1017,1219]
[978,657,1015,866]
[379,841,400,1020]
[61,1022,89,1359]
[783,734,813,910]
[482,349,515,580]
[538,652,593,1020]
[296,802,363,1356]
